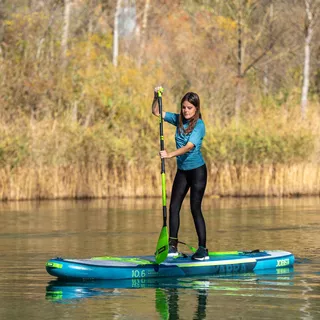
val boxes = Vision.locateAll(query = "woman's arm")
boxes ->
[159,142,194,159]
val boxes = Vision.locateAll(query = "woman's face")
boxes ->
[182,100,197,120]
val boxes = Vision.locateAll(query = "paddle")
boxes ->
[155,87,169,264]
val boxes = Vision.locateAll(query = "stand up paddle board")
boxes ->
[46,250,294,280]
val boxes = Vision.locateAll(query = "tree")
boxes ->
[138,0,150,67]
[0,0,5,56]
[61,0,72,69]
[301,0,320,119]
[113,0,122,66]
[224,0,281,122]
[262,0,274,95]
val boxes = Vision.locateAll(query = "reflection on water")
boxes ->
[46,269,295,299]
[45,269,297,320]
[0,197,319,320]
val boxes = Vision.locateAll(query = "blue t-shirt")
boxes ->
[164,112,205,170]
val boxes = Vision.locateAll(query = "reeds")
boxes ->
[0,101,319,200]
[207,163,320,197]
[1,161,320,200]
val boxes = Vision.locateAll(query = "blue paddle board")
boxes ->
[46,250,294,280]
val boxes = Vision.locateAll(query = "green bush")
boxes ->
[203,123,314,165]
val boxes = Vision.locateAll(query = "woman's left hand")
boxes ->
[159,150,171,159]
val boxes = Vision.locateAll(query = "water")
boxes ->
[0,197,319,319]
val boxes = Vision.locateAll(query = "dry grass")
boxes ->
[1,161,320,200]
[0,98,319,200]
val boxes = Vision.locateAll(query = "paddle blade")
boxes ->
[155,226,169,264]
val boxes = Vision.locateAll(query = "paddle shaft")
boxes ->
[158,93,167,227]
[154,89,169,264]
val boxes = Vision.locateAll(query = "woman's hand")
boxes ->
[159,143,194,159]
[152,86,165,117]
[154,86,163,98]
[159,150,172,159]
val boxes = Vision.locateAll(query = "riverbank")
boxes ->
[0,108,319,200]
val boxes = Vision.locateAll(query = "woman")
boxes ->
[152,87,208,260]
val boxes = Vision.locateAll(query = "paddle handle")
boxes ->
[157,90,167,225]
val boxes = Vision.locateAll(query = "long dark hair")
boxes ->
[179,92,201,134]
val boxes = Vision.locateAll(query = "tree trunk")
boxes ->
[84,15,94,126]
[263,0,274,95]
[301,0,315,119]
[235,77,243,123]
[36,4,57,61]
[235,7,243,124]
[113,0,122,67]
[61,0,71,69]
[138,0,150,67]
[0,0,4,44]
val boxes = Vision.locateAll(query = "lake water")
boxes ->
[0,197,319,319]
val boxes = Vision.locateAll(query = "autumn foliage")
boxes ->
[0,0,319,199]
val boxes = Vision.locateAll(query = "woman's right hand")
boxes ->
[152,86,165,118]
[154,86,163,98]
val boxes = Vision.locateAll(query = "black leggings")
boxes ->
[169,164,207,247]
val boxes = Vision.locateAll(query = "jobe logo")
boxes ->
[276,259,290,267]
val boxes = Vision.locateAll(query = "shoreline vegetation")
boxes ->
[0,108,319,201]
[0,2,320,200]
[1,162,320,201]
